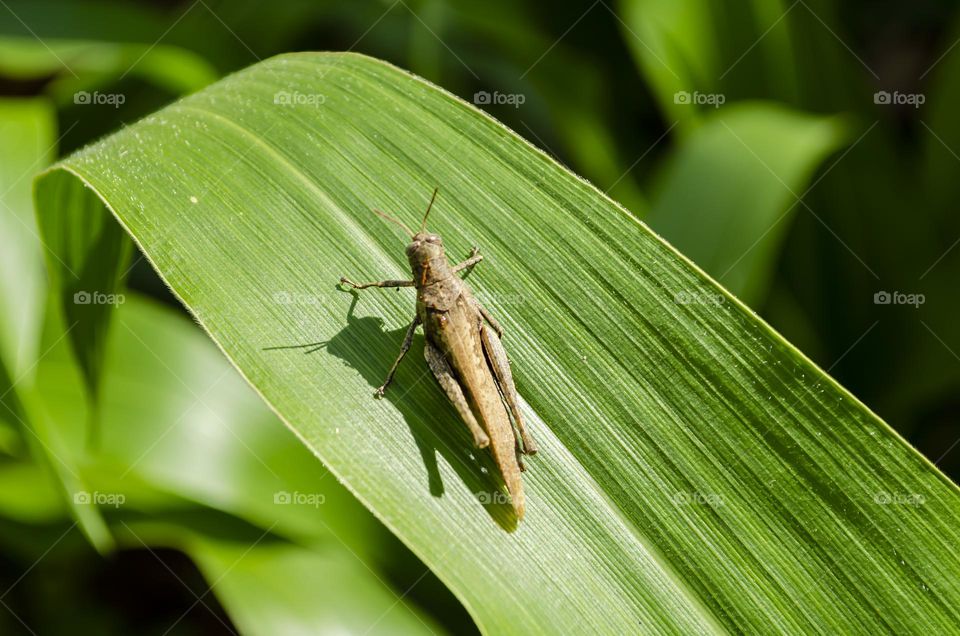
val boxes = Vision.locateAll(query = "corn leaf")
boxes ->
[33,52,960,634]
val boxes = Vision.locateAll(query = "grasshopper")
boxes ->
[340,188,537,519]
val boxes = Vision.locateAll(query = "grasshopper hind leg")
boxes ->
[475,301,504,338]
[479,323,538,456]
[424,342,490,448]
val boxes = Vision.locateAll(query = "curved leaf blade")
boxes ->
[34,53,960,634]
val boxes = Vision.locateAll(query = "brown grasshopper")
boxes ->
[340,188,537,519]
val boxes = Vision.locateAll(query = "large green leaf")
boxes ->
[34,53,960,634]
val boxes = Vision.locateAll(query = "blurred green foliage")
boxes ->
[2,0,960,633]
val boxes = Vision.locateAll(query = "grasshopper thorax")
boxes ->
[407,232,451,284]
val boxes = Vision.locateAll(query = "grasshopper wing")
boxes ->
[479,322,537,456]
[426,293,525,519]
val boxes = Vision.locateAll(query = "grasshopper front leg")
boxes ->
[338,274,419,395]
[376,316,420,396]
[452,247,482,274]
[340,277,414,289]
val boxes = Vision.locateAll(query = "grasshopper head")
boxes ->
[407,232,444,254]
[405,188,446,280]
[406,232,446,279]
[373,187,447,281]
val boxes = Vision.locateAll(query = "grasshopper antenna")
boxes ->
[420,187,439,232]
[372,208,414,238]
